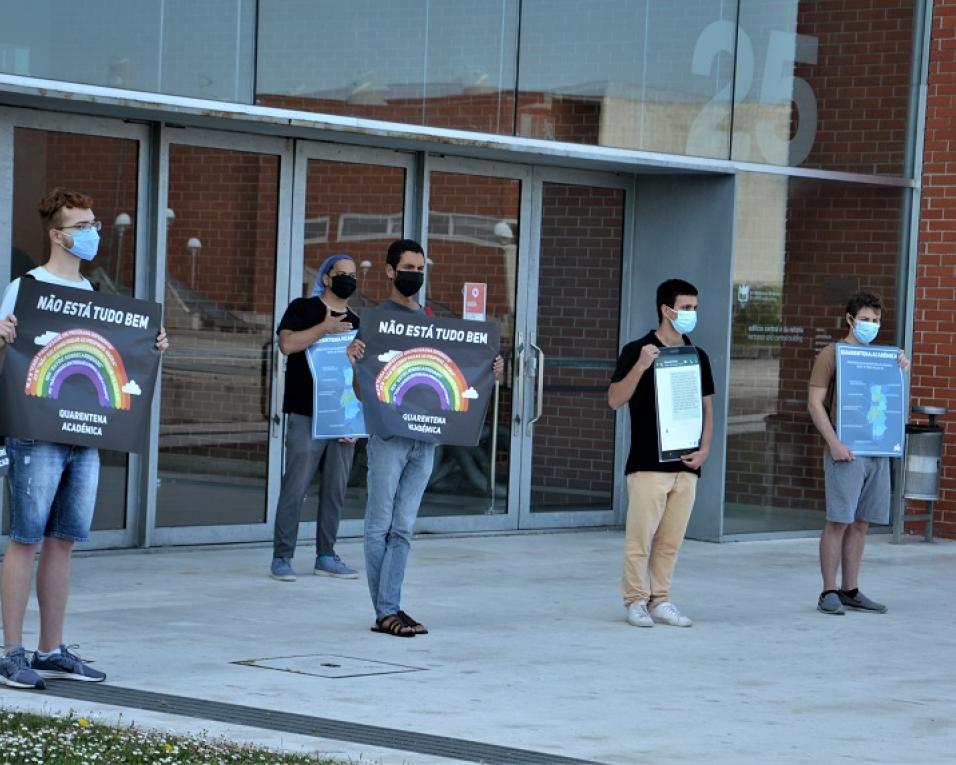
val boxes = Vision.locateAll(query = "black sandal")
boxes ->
[397,610,428,635]
[371,614,416,637]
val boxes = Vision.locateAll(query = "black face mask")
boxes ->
[328,273,356,299]
[393,270,424,297]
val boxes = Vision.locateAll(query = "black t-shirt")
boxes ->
[610,330,715,476]
[277,297,359,417]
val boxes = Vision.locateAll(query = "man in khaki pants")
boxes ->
[608,279,714,628]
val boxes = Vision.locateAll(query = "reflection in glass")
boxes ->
[530,183,625,512]
[734,0,915,173]
[724,174,904,533]
[156,145,279,527]
[10,128,139,531]
[2,0,256,102]
[298,160,407,523]
[517,0,736,157]
[256,0,518,134]
[423,172,520,516]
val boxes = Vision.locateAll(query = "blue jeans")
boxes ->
[6,438,99,544]
[364,435,436,620]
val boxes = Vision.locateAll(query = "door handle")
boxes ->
[527,338,545,433]
[271,342,284,439]
[513,331,525,426]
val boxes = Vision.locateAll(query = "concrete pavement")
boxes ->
[1,530,955,764]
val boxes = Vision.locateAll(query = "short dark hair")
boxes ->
[386,239,425,269]
[656,279,698,323]
[846,291,882,319]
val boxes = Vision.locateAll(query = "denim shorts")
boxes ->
[5,438,100,544]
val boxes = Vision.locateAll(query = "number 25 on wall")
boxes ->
[688,20,819,166]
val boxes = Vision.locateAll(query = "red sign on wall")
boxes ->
[463,282,487,321]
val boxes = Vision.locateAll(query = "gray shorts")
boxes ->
[823,453,891,525]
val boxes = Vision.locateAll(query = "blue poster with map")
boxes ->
[305,330,367,440]
[835,343,905,458]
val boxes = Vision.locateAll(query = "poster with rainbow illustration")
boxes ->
[356,307,500,446]
[0,279,162,452]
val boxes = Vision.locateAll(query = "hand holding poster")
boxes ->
[0,279,162,453]
[835,343,905,457]
[305,329,367,439]
[356,308,500,446]
[653,346,703,461]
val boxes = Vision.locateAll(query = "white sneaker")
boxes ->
[650,601,693,627]
[626,601,654,628]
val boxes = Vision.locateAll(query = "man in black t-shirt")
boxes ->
[608,279,715,628]
[270,255,361,582]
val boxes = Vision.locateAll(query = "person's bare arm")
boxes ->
[608,344,659,410]
[279,312,353,355]
[808,384,853,461]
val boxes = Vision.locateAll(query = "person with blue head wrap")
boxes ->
[311,253,355,298]
[270,253,361,583]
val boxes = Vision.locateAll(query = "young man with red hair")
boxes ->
[0,188,168,688]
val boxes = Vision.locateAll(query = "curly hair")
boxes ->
[38,187,94,230]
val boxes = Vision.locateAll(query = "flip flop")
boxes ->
[371,614,416,637]
[397,610,429,635]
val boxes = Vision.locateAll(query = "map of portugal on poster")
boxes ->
[305,329,367,440]
[0,279,162,453]
[835,343,906,458]
[356,308,500,446]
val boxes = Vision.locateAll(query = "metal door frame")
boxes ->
[0,107,150,551]
[149,126,293,546]
[517,166,636,530]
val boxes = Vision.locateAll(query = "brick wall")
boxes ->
[912,0,956,537]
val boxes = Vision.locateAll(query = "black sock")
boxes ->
[841,587,859,598]
[821,589,840,598]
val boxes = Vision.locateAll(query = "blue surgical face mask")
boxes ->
[670,309,697,334]
[852,319,879,344]
[62,227,100,261]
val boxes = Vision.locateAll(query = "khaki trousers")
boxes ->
[622,471,698,608]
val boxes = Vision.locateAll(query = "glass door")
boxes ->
[0,108,149,550]
[288,142,416,540]
[517,168,633,529]
[416,157,533,532]
[151,129,293,544]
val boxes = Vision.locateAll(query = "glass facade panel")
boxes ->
[256,0,519,134]
[0,0,255,102]
[516,0,737,157]
[725,174,904,534]
[734,0,916,173]
[5,128,139,533]
[156,145,279,528]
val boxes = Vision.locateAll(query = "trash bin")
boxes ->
[894,405,946,543]
[903,424,943,501]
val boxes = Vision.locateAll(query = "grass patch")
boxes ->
[0,707,346,764]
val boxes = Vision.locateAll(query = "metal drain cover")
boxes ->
[233,653,426,679]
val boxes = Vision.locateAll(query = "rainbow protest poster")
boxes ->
[356,307,499,445]
[0,279,162,453]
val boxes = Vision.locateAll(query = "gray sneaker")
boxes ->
[31,644,106,682]
[839,590,887,614]
[314,554,358,579]
[270,557,296,582]
[0,646,45,689]
[817,591,845,615]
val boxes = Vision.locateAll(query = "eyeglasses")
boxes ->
[61,220,102,232]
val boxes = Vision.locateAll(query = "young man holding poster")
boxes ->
[348,239,502,637]
[269,254,360,582]
[808,292,909,616]
[0,188,167,689]
[608,279,714,629]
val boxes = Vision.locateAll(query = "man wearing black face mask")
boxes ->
[270,254,361,582]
